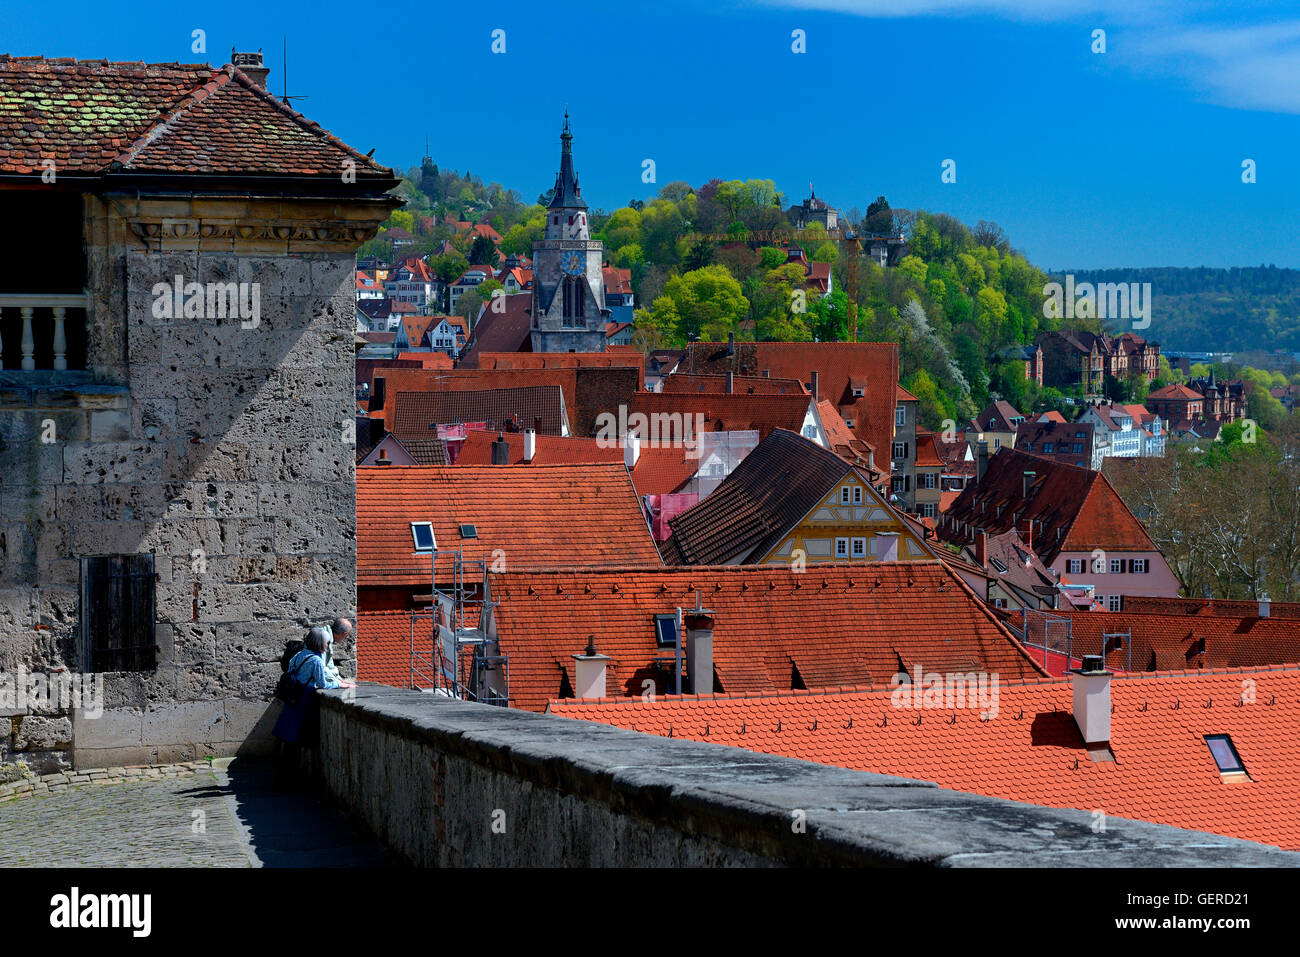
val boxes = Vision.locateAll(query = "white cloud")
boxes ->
[1136,21,1300,113]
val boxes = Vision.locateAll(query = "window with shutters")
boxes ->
[81,554,157,672]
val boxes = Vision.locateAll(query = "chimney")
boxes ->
[977,440,989,484]
[572,637,612,699]
[810,370,820,399]
[491,433,510,465]
[534,415,543,434]
[231,49,270,90]
[1021,520,1033,551]
[684,608,715,695]
[1259,595,1271,618]
[1022,470,1036,499]
[624,430,640,468]
[376,447,392,467]
[1071,655,1112,753]
[523,429,537,463]
[725,371,734,394]
[726,332,735,357]
[974,532,987,568]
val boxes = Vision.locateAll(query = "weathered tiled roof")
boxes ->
[488,561,1046,712]
[356,464,662,588]
[552,666,1300,851]
[391,386,567,438]
[0,56,392,179]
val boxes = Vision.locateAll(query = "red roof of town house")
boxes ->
[1125,596,1300,619]
[914,430,944,468]
[606,321,632,339]
[939,448,1155,563]
[896,383,919,402]
[0,56,394,180]
[602,265,633,296]
[1038,410,1067,423]
[662,374,807,396]
[394,351,453,369]
[488,562,1048,713]
[391,301,418,316]
[452,429,697,496]
[806,262,831,294]
[393,256,434,282]
[550,667,1300,851]
[1148,383,1201,401]
[969,399,1024,433]
[627,391,813,441]
[397,315,436,348]
[355,609,432,689]
[1009,607,1300,673]
[475,351,646,389]
[471,222,502,242]
[682,342,900,477]
[454,430,621,466]
[356,464,662,589]
[391,386,568,438]
[817,400,875,467]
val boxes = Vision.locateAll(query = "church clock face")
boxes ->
[560,251,585,276]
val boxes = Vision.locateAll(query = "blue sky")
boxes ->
[6,0,1300,269]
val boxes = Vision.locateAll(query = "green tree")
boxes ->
[468,233,499,266]
[661,265,750,342]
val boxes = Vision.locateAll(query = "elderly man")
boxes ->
[321,617,354,687]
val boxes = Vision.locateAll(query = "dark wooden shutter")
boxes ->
[83,555,156,672]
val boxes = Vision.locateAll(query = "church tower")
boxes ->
[531,114,608,352]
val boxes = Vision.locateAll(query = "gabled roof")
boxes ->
[0,56,392,180]
[391,386,567,438]
[487,562,1047,712]
[914,430,944,468]
[551,667,1300,851]
[665,429,853,565]
[970,399,1024,433]
[940,447,1156,562]
[601,265,633,295]
[682,342,899,472]
[817,400,874,467]
[1149,384,1202,401]
[458,294,533,366]
[356,464,661,588]
[896,383,919,402]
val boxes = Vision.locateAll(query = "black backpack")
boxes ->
[274,651,317,704]
[280,638,306,672]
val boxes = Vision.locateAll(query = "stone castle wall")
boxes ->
[1,193,387,771]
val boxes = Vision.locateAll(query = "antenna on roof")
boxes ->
[281,35,309,109]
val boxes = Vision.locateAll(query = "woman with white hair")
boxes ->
[273,626,342,786]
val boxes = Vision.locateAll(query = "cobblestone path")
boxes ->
[0,759,399,867]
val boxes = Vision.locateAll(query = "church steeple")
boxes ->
[548,111,586,210]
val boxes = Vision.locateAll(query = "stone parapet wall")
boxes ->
[316,684,1300,867]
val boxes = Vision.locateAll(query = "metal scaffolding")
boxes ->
[408,546,508,705]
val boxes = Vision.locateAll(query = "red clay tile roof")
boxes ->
[970,399,1024,432]
[896,383,919,402]
[391,386,568,437]
[1013,607,1300,672]
[454,430,621,466]
[1125,596,1300,619]
[683,342,899,472]
[475,351,645,389]
[551,667,1300,851]
[393,351,453,370]
[628,444,699,497]
[816,400,875,468]
[627,391,812,440]
[662,374,807,396]
[602,265,633,295]
[940,448,1155,563]
[0,56,392,179]
[356,464,662,588]
[488,561,1047,713]
[914,430,944,468]
[665,428,856,565]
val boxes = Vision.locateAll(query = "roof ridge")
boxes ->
[112,69,234,169]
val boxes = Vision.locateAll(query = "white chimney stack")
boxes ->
[684,609,715,695]
[1259,595,1271,618]
[572,637,612,699]
[624,430,640,468]
[1071,655,1112,754]
[523,429,537,463]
